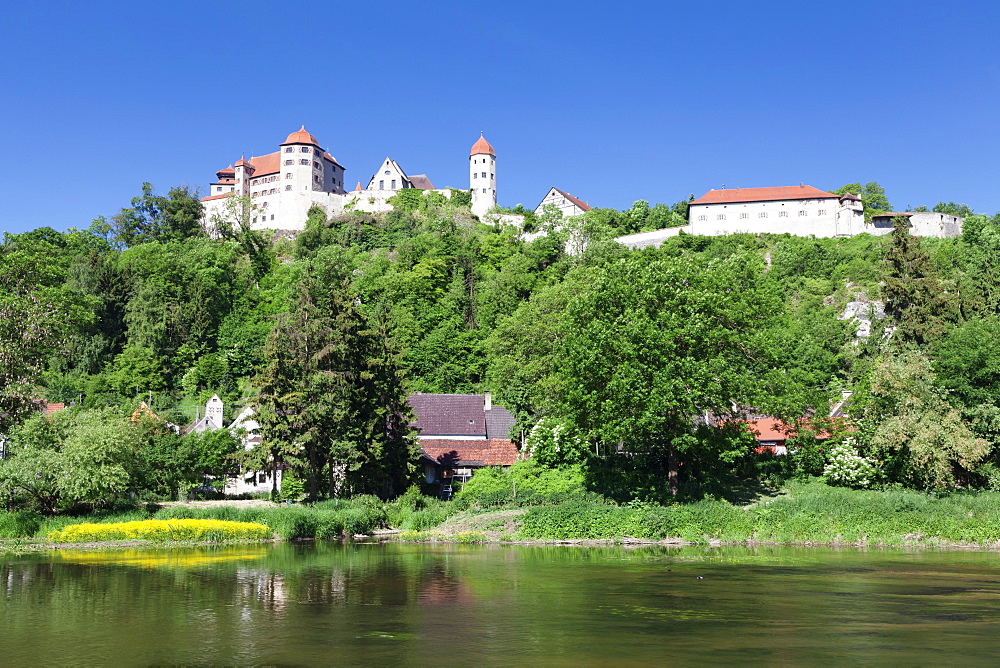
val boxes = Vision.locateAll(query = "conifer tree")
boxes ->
[883,217,954,346]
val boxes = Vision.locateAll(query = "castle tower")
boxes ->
[280,126,323,193]
[233,157,253,196]
[469,134,496,218]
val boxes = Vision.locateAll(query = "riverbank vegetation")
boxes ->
[4,183,1000,541]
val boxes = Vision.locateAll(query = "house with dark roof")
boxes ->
[407,392,521,496]
[535,187,592,218]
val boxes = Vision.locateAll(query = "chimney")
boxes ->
[484,392,492,411]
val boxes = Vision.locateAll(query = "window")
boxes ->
[270,188,276,194]
[717,214,726,220]
[482,188,487,193]
[286,173,293,179]
[779,211,788,217]
[215,186,222,192]
[481,172,486,178]
[314,175,320,183]
[300,146,309,153]
[759,212,768,218]
[473,173,477,179]
[251,191,258,197]
[300,159,309,165]
[740,213,748,219]
[313,161,320,169]
[285,185,292,191]
[270,214,275,221]
[285,160,292,165]
[698,214,707,221]
[285,147,293,153]
[818,209,826,215]
[798,210,808,216]
[491,173,494,179]
[262,201,268,208]
[391,179,396,189]
[379,180,384,189]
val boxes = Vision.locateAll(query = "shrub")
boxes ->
[0,510,43,538]
[823,438,878,489]
[47,519,272,543]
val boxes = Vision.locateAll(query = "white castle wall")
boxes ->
[689,197,845,237]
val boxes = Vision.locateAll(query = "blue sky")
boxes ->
[2,0,998,236]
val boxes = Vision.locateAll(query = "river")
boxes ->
[3,542,1000,665]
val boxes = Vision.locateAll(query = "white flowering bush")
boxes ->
[822,438,878,489]
[526,417,590,467]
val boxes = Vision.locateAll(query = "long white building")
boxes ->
[201,127,498,230]
[688,185,864,237]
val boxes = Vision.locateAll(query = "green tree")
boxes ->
[835,182,891,222]
[857,350,988,490]
[111,183,204,247]
[882,217,955,346]
[555,252,783,496]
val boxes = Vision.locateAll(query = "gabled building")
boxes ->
[366,158,435,192]
[535,187,592,218]
[407,392,520,496]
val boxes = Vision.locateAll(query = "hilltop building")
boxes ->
[688,185,865,237]
[200,127,499,230]
[685,185,962,238]
[535,187,592,218]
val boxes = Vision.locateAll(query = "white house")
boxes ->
[687,185,864,237]
[534,187,592,218]
[201,127,499,231]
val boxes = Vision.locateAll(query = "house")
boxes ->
[200,127,499,229]
[688,185,865,237]
[182,396,281,495]
[407,392,520,495]
[535,187,592,218]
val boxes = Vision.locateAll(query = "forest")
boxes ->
[3,181,1000,515]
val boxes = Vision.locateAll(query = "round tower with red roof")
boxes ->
[469,134,496,218]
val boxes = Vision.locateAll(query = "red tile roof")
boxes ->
[355,181,363,191]
[281,125,320,146]
[420,439,520,467]
[691,185,838,205]
[736,418,835,442]
[248,151,280,176]
[470,135,495,156]
[200,192,234,202]
[553,188,592,212]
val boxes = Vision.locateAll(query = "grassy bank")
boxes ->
[5,480,1000,549]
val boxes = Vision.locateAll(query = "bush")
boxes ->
[0,510,43,538]
[46,519,272,543]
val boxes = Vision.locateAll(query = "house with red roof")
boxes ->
[688,185,865,237]
[407,392,521,497]
[535,187,593,218]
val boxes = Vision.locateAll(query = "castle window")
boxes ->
[818,209,827,215]
[285,160,293,166]
[740,213,748,219]
[491,173,494,179]
[271,214,275,220]
[481,172,486,178]
[391,179,396,189]
[300,147,309,153]
[798,210,808,216]
[759,212,768,218]
[286,173,293,179]
[717,214,725,220]
[482,188,487,193]
[216,186,222,192]
[384,170,390,175]
[379,180,384,189]
[779,211,788,217]
[473,173,477,179]
[314,161,320,169]
[270,188,276,194]
[285,185,292,191]
[300,159,309,165]
[262,201,268,208]
[285,147,293,153]
[698,215,707,221]
[252,192,258,197]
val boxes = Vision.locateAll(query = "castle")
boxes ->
[200,127,497,230]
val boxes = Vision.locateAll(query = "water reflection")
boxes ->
[2,543,1000,664]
